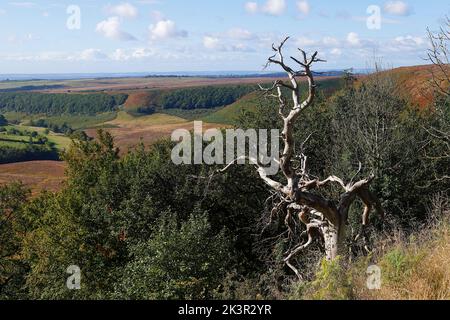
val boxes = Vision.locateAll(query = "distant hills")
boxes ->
[0,69,371,82]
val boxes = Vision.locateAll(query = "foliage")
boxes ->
[289,257,353,300]
[0,114,7,126]
[6,130,267,299]
[160,85,257,110]
[0,92,127,116]
[0,183,30,299]
[29,119,74,135]
[0,127,60,163]
[114,211,232,299]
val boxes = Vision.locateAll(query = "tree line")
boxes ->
[160,85,257,110]
[0,92,128,115]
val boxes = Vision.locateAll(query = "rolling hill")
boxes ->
[363,64,449,108]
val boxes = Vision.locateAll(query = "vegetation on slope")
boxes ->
[203,78,343,124]
[0,92,127,115]
[290,213,450,300]
[0,126,61,164]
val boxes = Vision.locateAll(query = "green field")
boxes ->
[201,92,260,125]
[4,111,118,130]
[160,108,221,121]
[1,125,72,150]
[110,111,187,126]
[41,112,118,130]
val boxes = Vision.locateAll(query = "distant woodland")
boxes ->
[0,93,128,115]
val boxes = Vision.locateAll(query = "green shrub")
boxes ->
[290,257,353,300]
[113,210,233,300]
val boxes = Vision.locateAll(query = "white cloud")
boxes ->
[330,48,342,56]
[203,36,220,50]
[387,35,427,52]
[3,49,109,62]
[394,35,424,46]
[110,49,129,61]
[79,49,107,61]
[8,2,35,8]
[262,0,286,16]
[296,36,318,47]
[6,33,39,45]
[0,9,6,15]
[25,33,38,40]
[383,1,412,16]
[110,48,156,61]
[151,10,165,22]
[297,1,310,15]
[149,20,187,40]
[7,34,18,44]
[322,36,340,47]
[137,0,160,4]
[245,2,258,13]
[202,35,255,52]
[244,0,286,16]
[228,28,255,40]
[347,32,360,46]
[106,3,138,19]
[132,48,156,59]
[229,43,254,52]
[96,17,136,41]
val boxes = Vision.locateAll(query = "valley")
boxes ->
[0,66,438,194]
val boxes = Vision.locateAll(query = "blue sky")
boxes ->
[0,0,449,73]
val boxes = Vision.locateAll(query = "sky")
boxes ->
[0,0,449,74]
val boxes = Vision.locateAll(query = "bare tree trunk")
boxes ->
[220,37,384,279]
[323,224,340,261]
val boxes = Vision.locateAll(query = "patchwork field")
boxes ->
[0,76,283,93]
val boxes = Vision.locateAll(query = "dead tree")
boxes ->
[221,37,384,278]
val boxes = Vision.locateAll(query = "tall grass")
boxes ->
[289,197,450,300]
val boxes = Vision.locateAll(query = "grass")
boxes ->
[1,125,72,150]
[109,111,187,126]
[4,111,118,130]
[161,108,222,121]
[201,92,260,125]
[42,112,118,130]
[289,222,450,300]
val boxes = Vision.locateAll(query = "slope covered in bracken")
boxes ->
[364,64,449,108]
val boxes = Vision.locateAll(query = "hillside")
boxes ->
[201,92,260,124]
[202,77,344,125]
[362,64,449,108]
[84,112,224,155]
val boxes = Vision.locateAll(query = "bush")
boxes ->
[289,257,354,300]
[114,210,233,300]
[0,114,7,126]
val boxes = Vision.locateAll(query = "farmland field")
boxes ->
[0,160,66,195]
[0,76,284,93]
